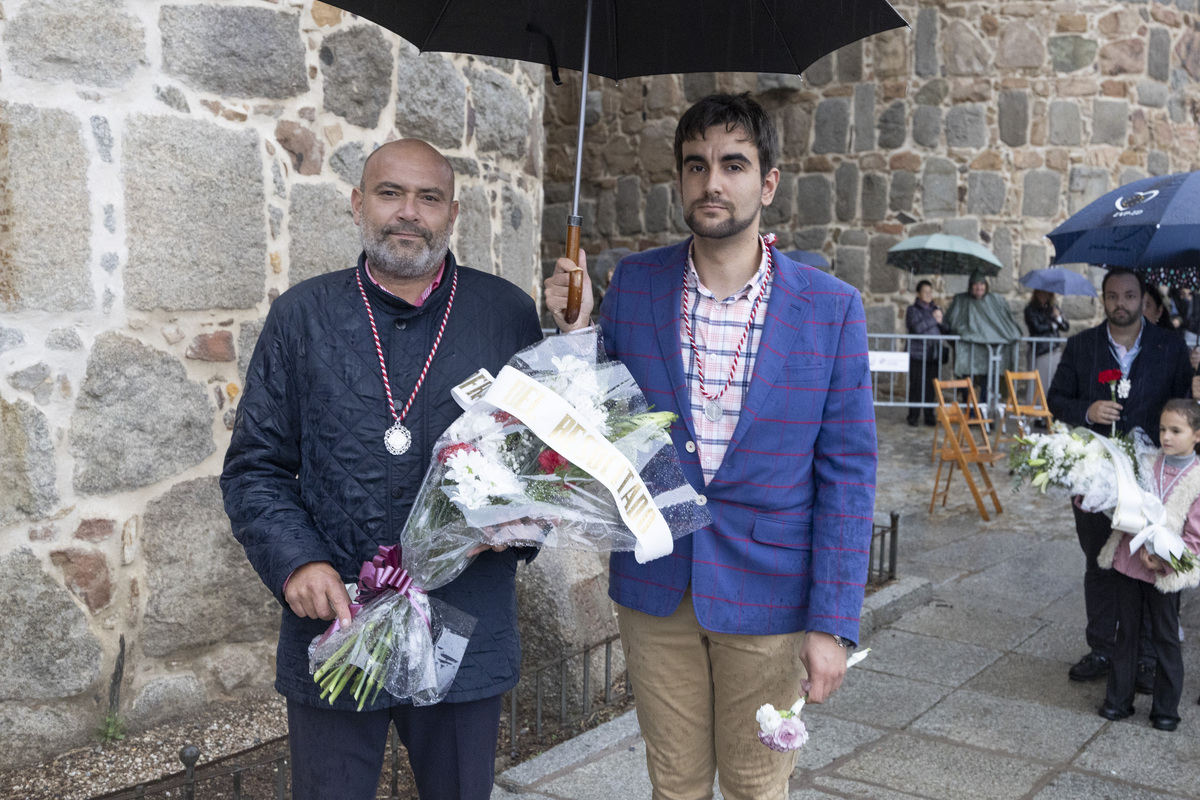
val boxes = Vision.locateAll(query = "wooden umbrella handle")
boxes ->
[564,216,583,324]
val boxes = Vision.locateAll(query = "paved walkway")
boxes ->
[492,409,1200,799]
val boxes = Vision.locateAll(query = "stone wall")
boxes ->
[541,0,1200,330]
[0,0,543,766]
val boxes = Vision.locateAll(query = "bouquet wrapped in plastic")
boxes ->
[310,327,711,707]
[1010,424,1196,571]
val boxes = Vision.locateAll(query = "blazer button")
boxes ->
[391,487,404,500]
[696,495,707,506]
[394,320,407,330]
[685,441,696,453]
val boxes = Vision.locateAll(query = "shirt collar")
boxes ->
[685,236,771,301]
[364,259,445,306]
[1106,319,1145,367]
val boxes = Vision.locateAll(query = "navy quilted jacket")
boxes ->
[221,252,542,709]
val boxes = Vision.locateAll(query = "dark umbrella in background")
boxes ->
[886,233,1003,277]
[1046,171,1200,287]
[322,0,907,321]
[1018,266,1096,297]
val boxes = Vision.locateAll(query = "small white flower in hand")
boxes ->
[755,704,783,734]
[1117,378,1131,399]
[789,697,806,716]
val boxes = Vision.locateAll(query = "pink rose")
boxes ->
[772,718,808,751]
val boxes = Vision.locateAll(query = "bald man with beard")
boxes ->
[223,139,542,800]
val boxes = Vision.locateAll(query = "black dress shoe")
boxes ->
[1069,652,1111,682]
[1151,716,1179,731]
[1135,663,1155,695]
[924,417,938,427]
[1098,703,1134,721]
[907,417,920,427]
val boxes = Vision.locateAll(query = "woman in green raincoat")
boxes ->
[945,271,1022,407]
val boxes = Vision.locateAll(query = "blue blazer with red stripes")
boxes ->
[601,239,878,643]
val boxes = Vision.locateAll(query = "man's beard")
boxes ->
[684,198,757,240]
[360,220,451,279]
[1106,306,1139,327]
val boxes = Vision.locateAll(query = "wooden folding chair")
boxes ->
[930,388,1005,521]
[997,370,1054,444]
[929,377,995,463]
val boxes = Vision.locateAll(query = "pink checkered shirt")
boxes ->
[682,236,772,484]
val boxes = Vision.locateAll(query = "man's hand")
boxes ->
[1189,347,1200,372]
[931,308,944,324]
[798,631,848,704]
[1087,399,1123,426]
[284,562,352,628]
[1191,373,1200,400]
[469,519,550,557]
[544,251,594,332]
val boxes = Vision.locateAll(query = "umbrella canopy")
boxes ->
[783,249,829,268]
[329,0,906,81]
[328,0,906,321]
[1047,171,1200,284]
[886,234,1003,276]
[1018,267,1097,297]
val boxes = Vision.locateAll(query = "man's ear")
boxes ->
[760,167,781,207]
[351,187,363,225]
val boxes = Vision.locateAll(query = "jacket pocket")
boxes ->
[781,363,826,385]
[750,516,812,549]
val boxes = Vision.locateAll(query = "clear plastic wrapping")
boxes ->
[310,327,711,706]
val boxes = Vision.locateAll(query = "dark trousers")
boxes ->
[1072,505,1153,666]
[1106,572,1184,722]
[907,357,938,423]
[287,694,503,800]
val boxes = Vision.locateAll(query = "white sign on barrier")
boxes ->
[869,351,910,373]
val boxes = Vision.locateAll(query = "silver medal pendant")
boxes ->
[703,399,723,422]
[384,422,412,455]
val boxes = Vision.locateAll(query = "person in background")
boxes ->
[905,280,948,426]
[1096,399,1200,731]
[1023,289,1070,397]
[1143,284,1177,333]
[1047,268,1193,690]
[945,271,1022,410]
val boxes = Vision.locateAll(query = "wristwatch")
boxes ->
[830,634,850,648]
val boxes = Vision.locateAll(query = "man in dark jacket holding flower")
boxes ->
[221,139,541,800]
[1048,268,1192,688]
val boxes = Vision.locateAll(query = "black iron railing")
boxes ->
[869,511,899,586]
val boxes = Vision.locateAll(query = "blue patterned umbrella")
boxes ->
[1047,172,1200,286]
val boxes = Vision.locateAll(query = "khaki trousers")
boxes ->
[617,591,807,800]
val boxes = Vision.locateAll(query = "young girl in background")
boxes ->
[1098,398,1200,731]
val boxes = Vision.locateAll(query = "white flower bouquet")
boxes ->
[1008,423,1150,515]
[310,327,711,707]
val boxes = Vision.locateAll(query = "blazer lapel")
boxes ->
[724,248,812,459]
[650,242,698,444]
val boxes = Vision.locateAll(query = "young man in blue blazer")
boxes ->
[546,94,877,800]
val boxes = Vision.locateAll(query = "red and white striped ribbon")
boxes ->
[356,268,458,426]
[680,234,775,404]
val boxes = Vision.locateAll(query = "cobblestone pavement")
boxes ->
[494,408,1200,800]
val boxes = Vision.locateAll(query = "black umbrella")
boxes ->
[328,0,907,320]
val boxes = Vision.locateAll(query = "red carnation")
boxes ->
[1098,369,1122,385]
[537,449,570,475]
[437,442,478,464]
[491,410,518,426]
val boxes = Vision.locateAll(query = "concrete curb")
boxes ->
[496,708,641,791]
[858,575,933,642]
[495,575,933,793]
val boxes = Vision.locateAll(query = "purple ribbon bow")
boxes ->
[315,544,426,647]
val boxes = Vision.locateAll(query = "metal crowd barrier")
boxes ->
[868,333,1065,415]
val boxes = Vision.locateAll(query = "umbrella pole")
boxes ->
[563,0,593,324]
